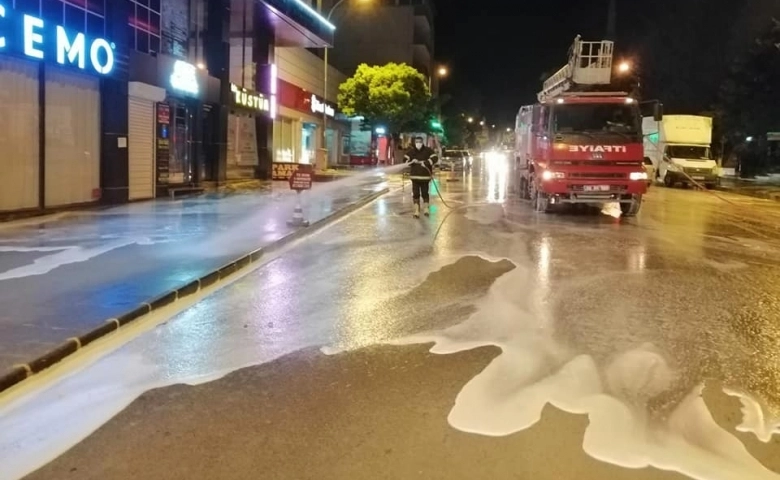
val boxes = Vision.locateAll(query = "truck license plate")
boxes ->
[583,185,609,192]
[692,176,705,180]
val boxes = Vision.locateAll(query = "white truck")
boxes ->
[642,115,718,189]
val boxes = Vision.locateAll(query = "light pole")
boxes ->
[320,0,371,165]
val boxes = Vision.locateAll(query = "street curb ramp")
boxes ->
[0,188,390,394]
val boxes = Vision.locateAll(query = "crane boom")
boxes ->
[538,35,616,102]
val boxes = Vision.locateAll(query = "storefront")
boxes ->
[273,78,347,176]
[0,1,120,212]
[126,52,221,198]
[226,82,272,179]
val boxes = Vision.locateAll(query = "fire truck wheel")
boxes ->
[620,195,642,217]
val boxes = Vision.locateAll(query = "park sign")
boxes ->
[0,2,115,76]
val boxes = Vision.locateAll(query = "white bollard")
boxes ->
[287,190,310,227]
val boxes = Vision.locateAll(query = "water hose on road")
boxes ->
[428,165,456,210]
[672,169,741,207]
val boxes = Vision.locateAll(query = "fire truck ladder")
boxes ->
[538,36,615,102]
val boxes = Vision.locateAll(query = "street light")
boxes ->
[467,117,474,123]
[429,65,448,91]
[506,128,511,132]
[618,61,631,74]
[479,120,485,126]
[321,0,373,158]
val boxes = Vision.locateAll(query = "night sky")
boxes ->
[433,0,780,128]
[434,0,621,128]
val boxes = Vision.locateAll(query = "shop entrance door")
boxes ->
[170,101,194,185]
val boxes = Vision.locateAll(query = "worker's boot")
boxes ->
[413,203,420,218]
[423,202,430,217]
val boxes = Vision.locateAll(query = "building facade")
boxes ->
[0,0,126,212]
[0,0,336,213]
[323,0,434,80]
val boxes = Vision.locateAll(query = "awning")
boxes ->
[256,0,335,48]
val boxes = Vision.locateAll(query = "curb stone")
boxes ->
[0,187,389,394]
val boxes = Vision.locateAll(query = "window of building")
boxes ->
[14,0,106,37]
[274,118,296,163]
[128,0,162,54]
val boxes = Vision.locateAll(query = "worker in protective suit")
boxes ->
[403,136,439,218]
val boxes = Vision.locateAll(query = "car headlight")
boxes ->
[541,171,565,180]
[630,171,648,181]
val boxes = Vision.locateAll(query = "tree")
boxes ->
[337,63,434,135]
[719,19,780,139]
[718,19,780,175]
[441,114,469,147]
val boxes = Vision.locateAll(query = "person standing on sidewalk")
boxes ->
[403,136,439,218]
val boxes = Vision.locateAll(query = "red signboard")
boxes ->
[277,78,337,117]
[289,171,313,191]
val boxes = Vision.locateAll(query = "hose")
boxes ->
[427,164,456,210]
[671,168,741,207]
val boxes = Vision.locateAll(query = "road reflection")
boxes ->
[485,153,508,203]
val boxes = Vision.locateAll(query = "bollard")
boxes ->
[287,190,310,227]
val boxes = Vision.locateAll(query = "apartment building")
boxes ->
[322,0,435,80]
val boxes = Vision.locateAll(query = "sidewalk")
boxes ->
[0,174,389,377]
[716,177,780,202]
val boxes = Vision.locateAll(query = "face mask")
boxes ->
[415,142,423,149]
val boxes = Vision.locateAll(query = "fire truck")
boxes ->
[515,36,661,216]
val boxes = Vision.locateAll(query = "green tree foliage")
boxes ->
[719,19,780,140]
[337,63,434,135]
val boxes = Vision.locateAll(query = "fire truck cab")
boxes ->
[515,36,652,216]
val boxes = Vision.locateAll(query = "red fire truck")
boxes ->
[515,36,660,216]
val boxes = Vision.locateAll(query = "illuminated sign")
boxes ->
[169,60,199,95]
[311,94,334,117]
[230,83,270,113]
[568,145,627,153]
[0,2,115,75]
[269,63,277,119]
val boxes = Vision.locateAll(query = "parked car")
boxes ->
[440,149,473,171]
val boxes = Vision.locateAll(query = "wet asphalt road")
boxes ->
[0,178,384,371]
[5,158,780,480]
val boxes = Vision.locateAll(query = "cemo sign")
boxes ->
[0,2,115,76]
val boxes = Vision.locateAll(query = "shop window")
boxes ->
[227,113,258,169]
[274,118,295,163]
[301,123,316,164]
[342,135,350,155]
[169,102,194,184]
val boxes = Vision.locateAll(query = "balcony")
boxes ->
[413,29,432,54]
[256,0,335,47]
